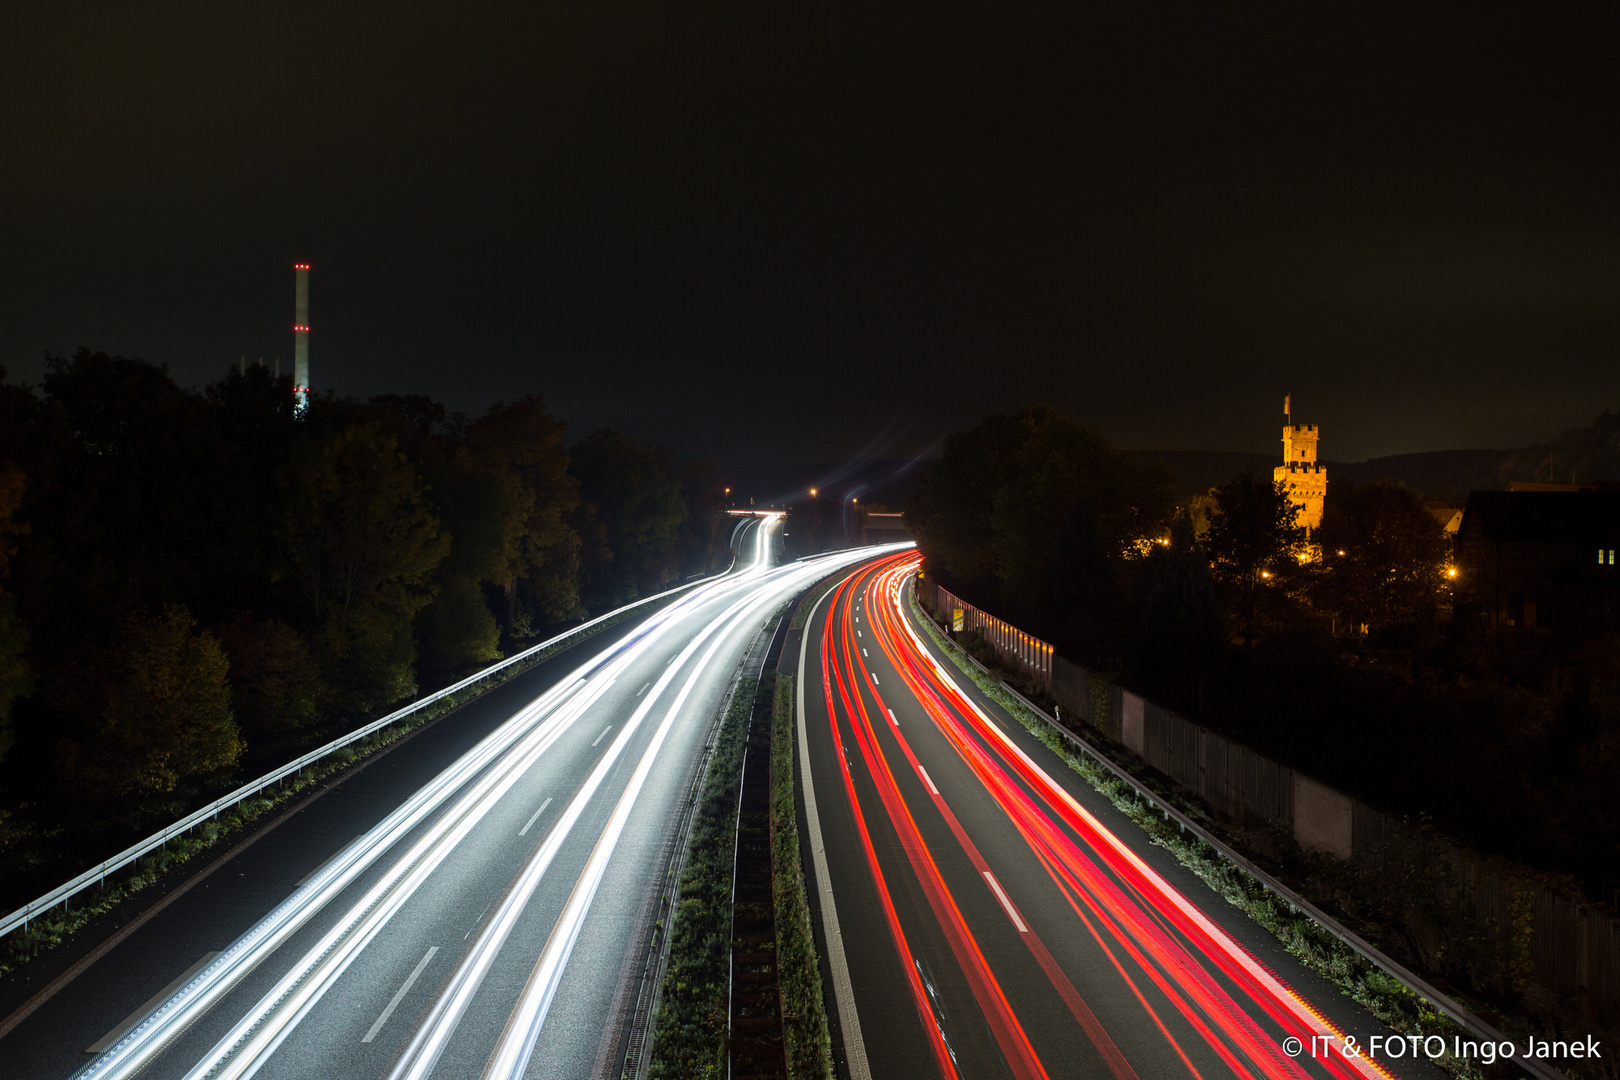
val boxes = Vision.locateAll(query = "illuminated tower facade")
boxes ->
[1274,394,1326,533]
[293,263,310,415]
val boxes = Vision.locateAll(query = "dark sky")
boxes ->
[2,2,1617,465]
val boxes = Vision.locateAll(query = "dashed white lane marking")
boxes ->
[592,725,612,747]
[518,797,553,837]
[887,709,897,726]
[983,872,1028,933]
[862,647,868,657]
[87,952,220,1054]
[636,682,650,697]
[917,765,940,795]
[871,672,879,685]
[362,946,438,1043]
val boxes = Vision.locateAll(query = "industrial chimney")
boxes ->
[293,263,310,415]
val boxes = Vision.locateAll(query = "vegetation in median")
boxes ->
[648,675,756,1080]
[769,673,834,1080]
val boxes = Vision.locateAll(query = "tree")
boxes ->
[54,605,241,808]
[465,397,582,627]
[278,423,450,710]
[213,615,327,746]
[0,461,30,764]
[991,407,1175,656]
[906,411,1029,589]
[909,405,1173,660]
[31,351,233,652]
[416,573,503,675]
[1316,481,1448,635]
[677,459,730,576]
[1205,468,1306,646]
[1126,509,1224,715]
[570,430,688,609]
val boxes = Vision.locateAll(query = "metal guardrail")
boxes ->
[0,570,730,943]
[909,585,1572,1080]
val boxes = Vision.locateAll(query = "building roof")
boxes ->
[1460,490,1620,543]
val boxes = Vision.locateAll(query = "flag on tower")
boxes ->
[1284,393,1291,419]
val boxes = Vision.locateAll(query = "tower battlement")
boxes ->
[1275,399,1325,531]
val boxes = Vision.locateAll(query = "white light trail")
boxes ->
[480,536,825,1080]
[75,518,909,1080]
[78,572,730,1080]
[389,554,784,1080]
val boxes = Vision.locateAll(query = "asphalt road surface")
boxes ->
[0,518,904,1080]
[796,552,1448,1080]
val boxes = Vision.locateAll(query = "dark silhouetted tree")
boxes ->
[416,573,503,675]
[278,423,450,710]
[991,407,1174,658]
[213,615,327,745]
[1316,481,1447,635]
[1126,509,1223,715]
[910,405,1172,660]
[465,397,582,628]
[1205,468,1305,646]
[906,411,1028,591]
[0,461,30,764]
[54,605,241,809]
[677,459,730,576]
[570,430,688,609]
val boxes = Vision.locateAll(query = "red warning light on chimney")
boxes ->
[293,325,310,332]
[293,263,310,270]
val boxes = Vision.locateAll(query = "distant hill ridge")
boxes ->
[1131,406,1620,499]
[1125,448,1513,500]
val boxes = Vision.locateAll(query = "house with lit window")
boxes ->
[1455,490,1620,635]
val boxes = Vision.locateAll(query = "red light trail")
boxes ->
[813,552,1400,1080]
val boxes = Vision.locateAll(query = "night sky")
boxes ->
[2,2,1617,465]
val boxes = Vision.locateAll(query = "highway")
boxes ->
[0,518,903,1080]
[796,552,1447,1080]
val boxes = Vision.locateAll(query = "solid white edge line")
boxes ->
[362,946,438,1044]
[591,725,612,747]
[518,798,553,838]
[798,582,872,1080]
[916,765,939,796]
[982,872,1028,933]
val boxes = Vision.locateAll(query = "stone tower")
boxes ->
[1274,395,1325,533]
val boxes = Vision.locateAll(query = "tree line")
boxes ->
[909,404,1620,896]
[0,351,728,845]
